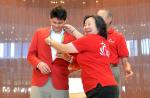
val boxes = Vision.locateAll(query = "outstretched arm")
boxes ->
[45,36,78,53]
[64,24,84,39]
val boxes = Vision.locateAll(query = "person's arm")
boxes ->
[64,24,84,39]
[117,34,133,80]
[56,53,74,63]
[27,30,51,74]
[27,31,41,69]
[121,57,133,80]
[45,36,78,53]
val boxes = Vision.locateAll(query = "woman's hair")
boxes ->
[83,15,107,39]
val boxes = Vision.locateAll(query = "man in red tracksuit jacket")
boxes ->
[27,6,76,98]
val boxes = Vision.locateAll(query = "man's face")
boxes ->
[50,18,66,32]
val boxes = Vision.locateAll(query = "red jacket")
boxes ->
[27,27,76,90]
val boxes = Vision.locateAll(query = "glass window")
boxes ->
[0,42,30,59]
[22,42,29,58]
[10,42,15,58]
[141,38,150,55]
[15,42,22,58]
[126,40,138,56]
[0,43,4,58]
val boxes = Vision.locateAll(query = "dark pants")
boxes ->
[86,84,119,98]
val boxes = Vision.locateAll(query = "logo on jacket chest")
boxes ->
[99,42,110,57]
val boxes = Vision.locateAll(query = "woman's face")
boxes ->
[83,17,98,35]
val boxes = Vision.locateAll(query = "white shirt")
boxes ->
[50,28,64,61]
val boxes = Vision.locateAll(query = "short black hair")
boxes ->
[83,15,107,39]
[50,6,67,20]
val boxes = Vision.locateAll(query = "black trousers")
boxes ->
[86,84,119,98]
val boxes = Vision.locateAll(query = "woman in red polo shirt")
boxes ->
[45,15,119,98]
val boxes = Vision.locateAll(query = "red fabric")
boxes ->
[72,34,117,92]
[108,28,129,65]
[68,54,81,73]
[27,27,76,90]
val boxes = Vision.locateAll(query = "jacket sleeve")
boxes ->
[27,30,41,69]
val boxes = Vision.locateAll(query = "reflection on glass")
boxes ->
[10,42,15,58]
[0,42,29,58]
[2,86,10,93]
[15,42,22,58]
[126,40,138,56]
[23,42,29,58]
[141,38,150,55]
[0,43,4,58]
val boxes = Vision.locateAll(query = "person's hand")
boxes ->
[45,36,51,45]
[37,62,51,74]
[64,24,77,34]
[56,52,73,63]
[125,68,133,80]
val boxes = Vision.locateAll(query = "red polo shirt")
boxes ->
[108,28,129,65]
[72,34,117,92]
